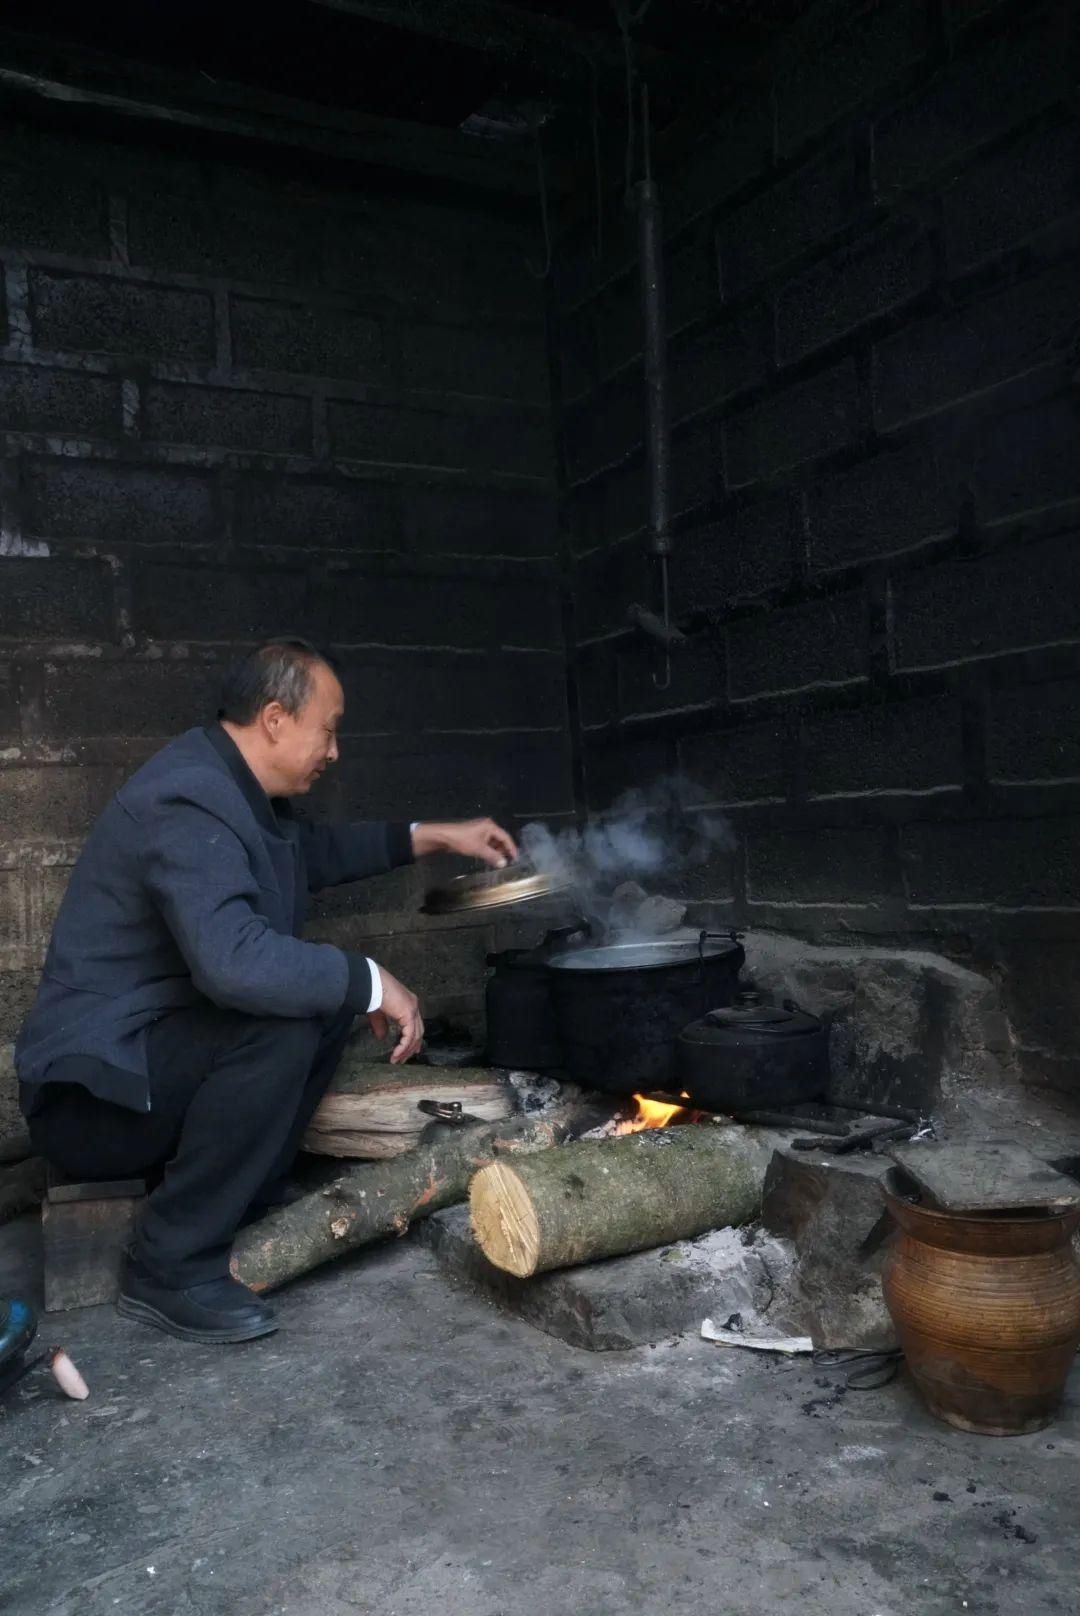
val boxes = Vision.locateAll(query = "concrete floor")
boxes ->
[1,1214,1078,1616]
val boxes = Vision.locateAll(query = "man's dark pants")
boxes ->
[27,1003,354,1287]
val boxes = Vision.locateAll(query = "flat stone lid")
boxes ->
[888,1140,1080,1213]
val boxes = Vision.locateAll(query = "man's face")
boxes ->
[271,660,344,795]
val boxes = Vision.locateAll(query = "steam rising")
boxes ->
[520,777,733,933]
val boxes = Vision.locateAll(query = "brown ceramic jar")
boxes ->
[883,1186,1080,1435]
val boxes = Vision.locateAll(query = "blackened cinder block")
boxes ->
[128,191,318,286]
[565,375,644,484]
[973,392,1080,528]
[42,661,220,740]
[30,273,215,365]
[24,460,218,549]
[0,968,39,1041]
[777,0,928,157]
[402,484,556,558]
[324,204,540,320]
[988,678,1080,783]
[231,296,383,383]
[584,732,674,811]
[804,696,964,798]
[903,817,1080,908]
[673,494,798,616]
[592,273,642,378]
[665,230,720,337]
[571,536,648,643]
[401,322,546,403]
[0,870,24,952]
[144,382,312,455]
[893,533,1080,672]
[328,398,551,481]
[311,563,560,653]
[0,161,107,258]
[0,365,118,439]
[749,825,895,905]
[0,558,113,641]
[575,640,619,729]
[729,592,869,701]
[0,664,17,739]
[1,765,129,840]
[724,360,860,488]
[717,150,855,300]
[238,473,397,552]
[131,563,310,643]
[678,720,789,806]
[662,102,771,236]
[776,217,934,367]
[671,417,721,519]
[806,439,958,573]
[873,262,1078,433]
[335,730,574,823]
[873,12,1065,198]
[669,309,767,425]
[335,648,564,736]
[943,120,1080,273]
[618,639,723,723]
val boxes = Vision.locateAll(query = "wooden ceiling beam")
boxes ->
[0,27,552,199]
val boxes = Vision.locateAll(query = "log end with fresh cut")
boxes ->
[469,1123,773,1279]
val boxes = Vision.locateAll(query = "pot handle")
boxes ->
[697,928,744,965]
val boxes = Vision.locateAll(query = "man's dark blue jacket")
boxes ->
[16,724,413,1115]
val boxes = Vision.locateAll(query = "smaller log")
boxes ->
[470,1124,773,1278]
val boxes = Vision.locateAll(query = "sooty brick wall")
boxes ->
[556,0,1080,1094]
[0,110,569,1082]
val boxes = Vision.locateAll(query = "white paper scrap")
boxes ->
[701,1318,813,1355]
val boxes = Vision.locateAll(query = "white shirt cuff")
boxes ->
[367,958,383,1013]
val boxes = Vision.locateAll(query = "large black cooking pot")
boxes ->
[675,991,828,1110]
[485,946,562,1069]
[546,931,745,1091]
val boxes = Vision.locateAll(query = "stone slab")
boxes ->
[889,1140,1080,1212]
[416,1205,798,1352]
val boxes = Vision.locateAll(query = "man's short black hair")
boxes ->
[217,638,339,726]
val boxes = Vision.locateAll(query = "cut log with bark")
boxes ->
[303,1063,513,1158]
[231,1094,608,1294]
[469,1124,774,1278]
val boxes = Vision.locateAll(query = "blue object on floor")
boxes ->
[0,1296,39,1395]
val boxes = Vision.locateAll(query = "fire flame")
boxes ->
[614,1093,689,1134]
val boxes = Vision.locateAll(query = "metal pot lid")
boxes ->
[422,861,571,916]
[547,933,740,973]
[684,991,822,1037]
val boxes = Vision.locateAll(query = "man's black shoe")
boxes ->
[117,1258,278,1344]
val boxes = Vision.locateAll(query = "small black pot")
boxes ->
[676,991,829,1111]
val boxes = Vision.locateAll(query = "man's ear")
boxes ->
[261,700,287,742]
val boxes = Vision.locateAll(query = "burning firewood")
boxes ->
[231,1091,608,1293]
[468,1124,773,1279]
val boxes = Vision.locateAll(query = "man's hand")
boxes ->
[367,966,424,1065]
[411,818,519,869]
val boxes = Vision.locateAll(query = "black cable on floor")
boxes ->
[812,1347,904,1390]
